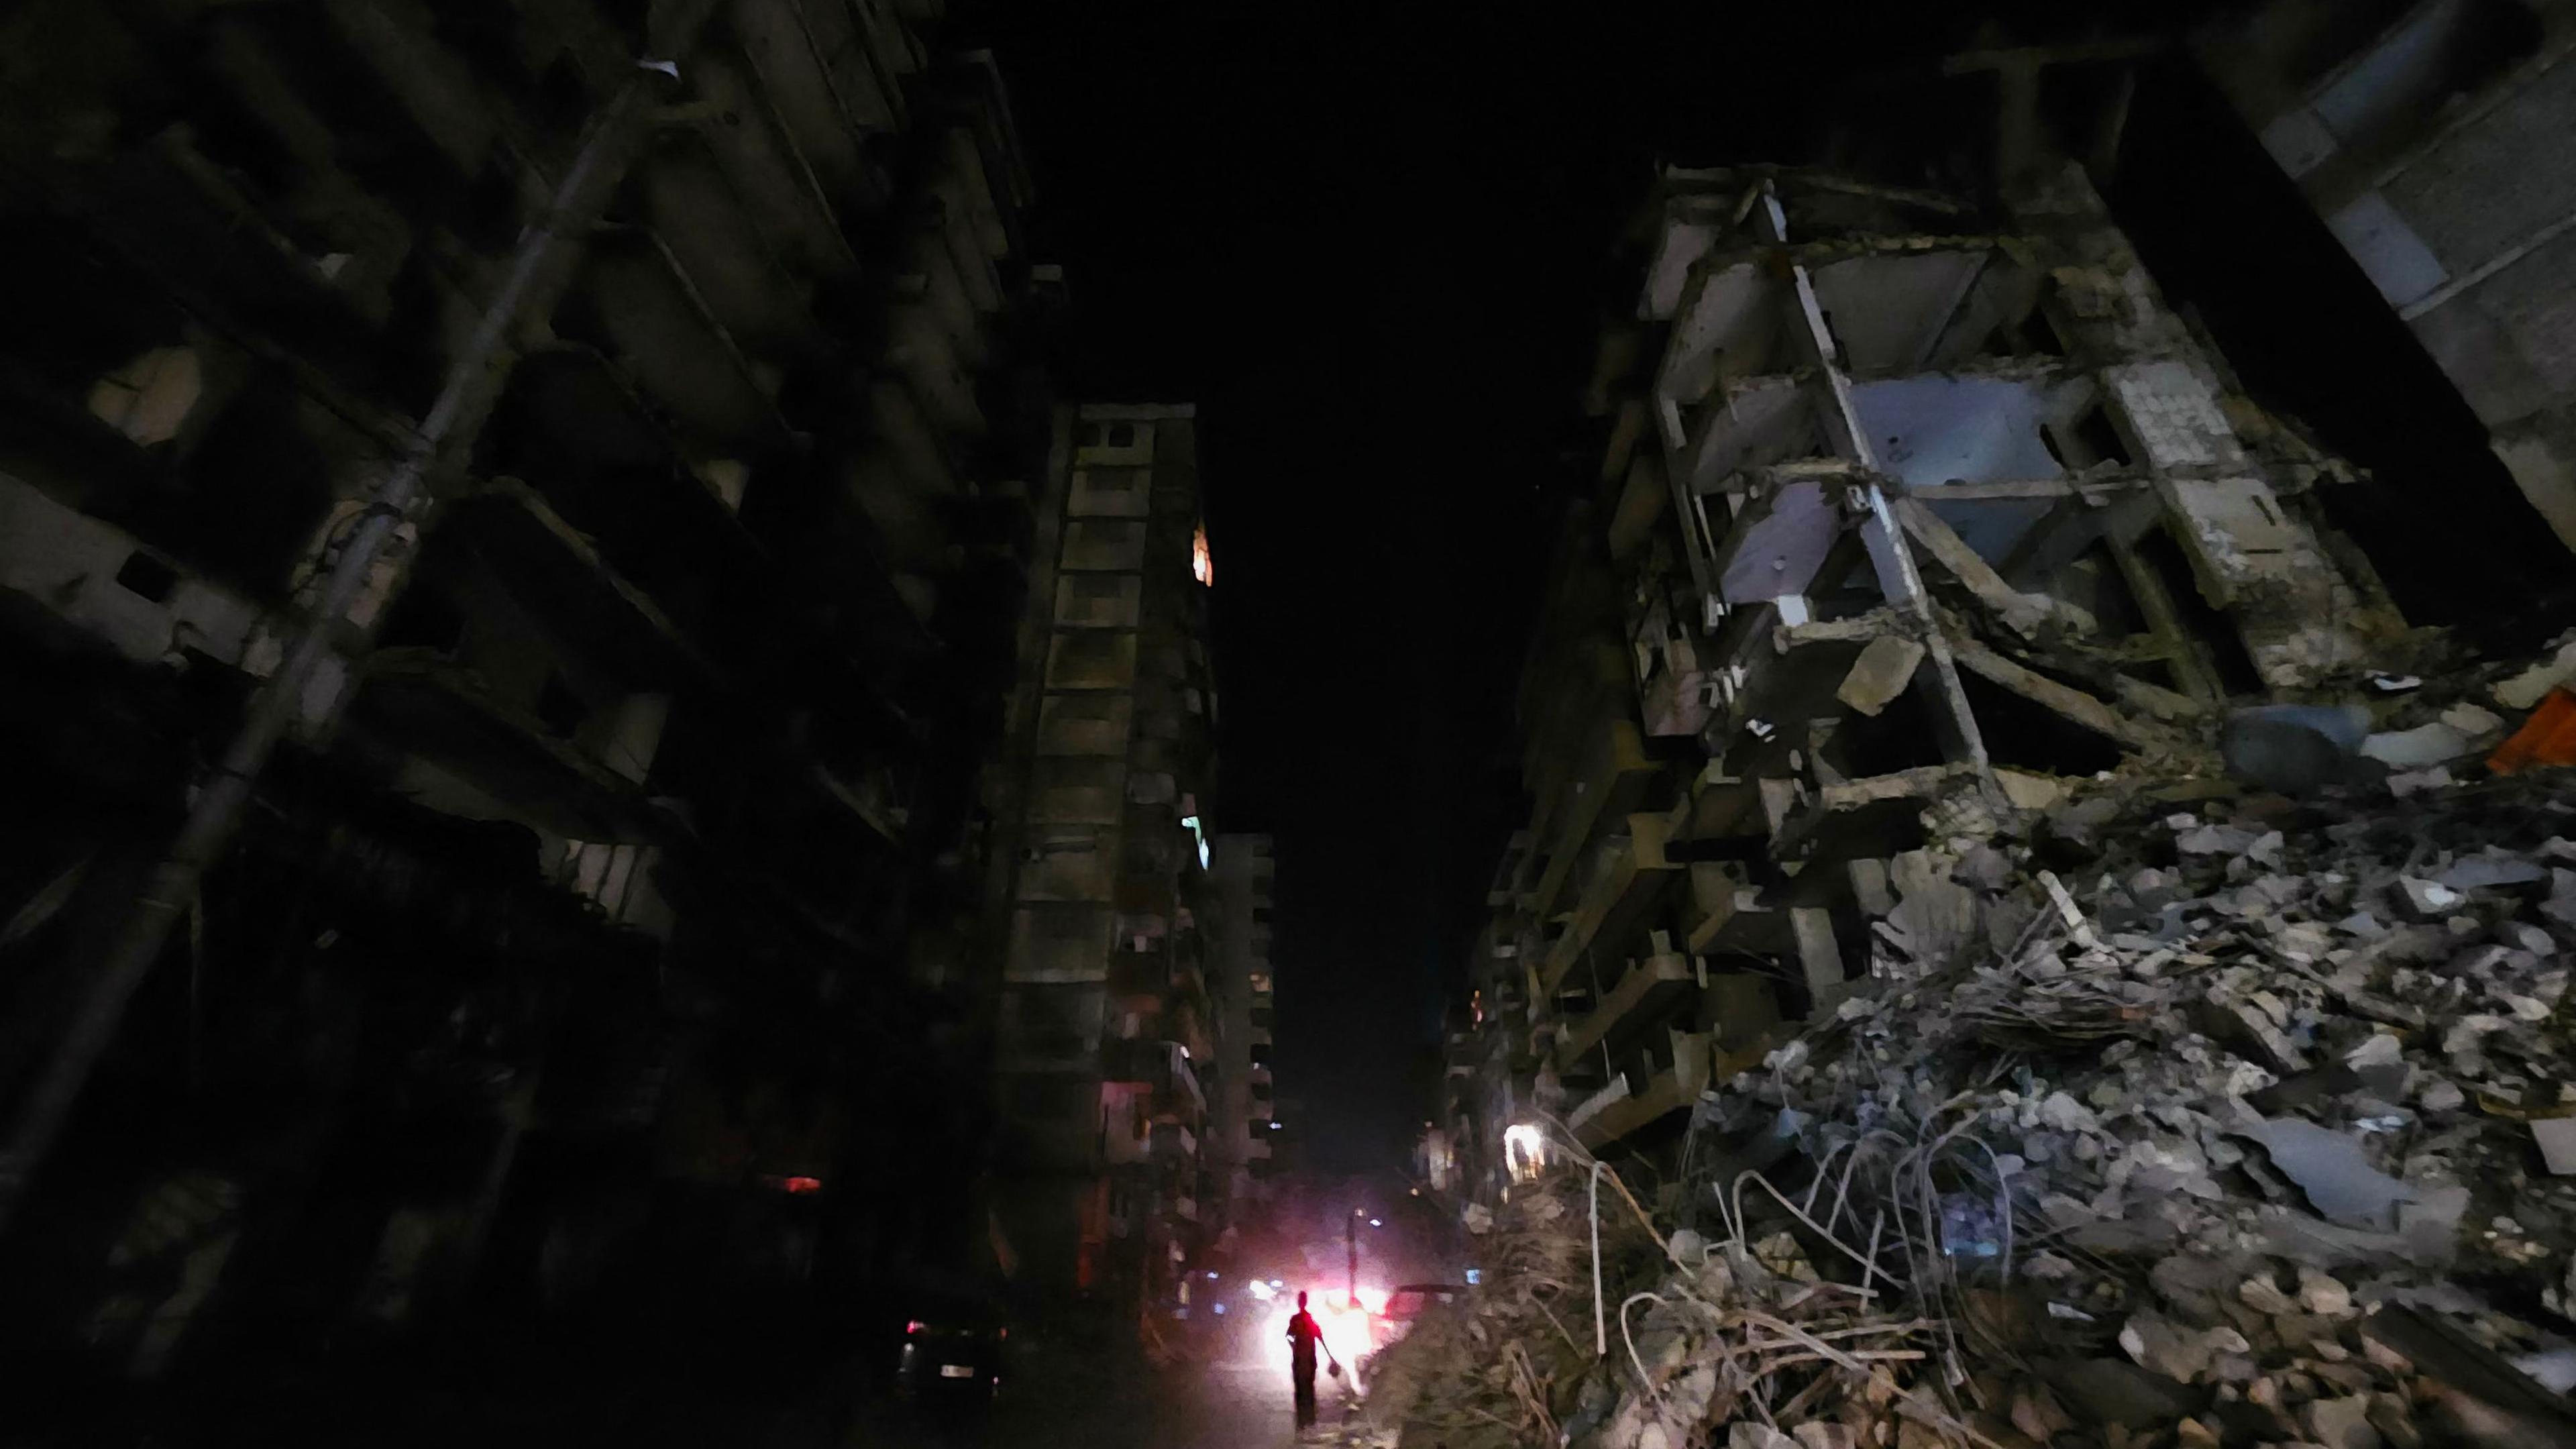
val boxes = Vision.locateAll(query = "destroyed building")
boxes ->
[0,0,1098,1413]
[979,405,1232,1334]
[1453,158,2418,1175]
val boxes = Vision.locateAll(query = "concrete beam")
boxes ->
[1894,495,2098,637]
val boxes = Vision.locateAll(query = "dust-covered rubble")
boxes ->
[1365,765,2576,1449]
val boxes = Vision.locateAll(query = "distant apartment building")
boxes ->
[1208,833,1279,1215]
[983,405,1224,1329]
[1444,158,2408,1197]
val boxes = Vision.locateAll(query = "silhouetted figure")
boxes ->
[1285,1291,1333,1429]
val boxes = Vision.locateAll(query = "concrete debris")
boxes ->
[2533,1118,2576,1177]
[2396,877,2465,918]
[2223,703,2370,795]
[2496,635,2576,711]
[1834,635,1925,718]
[2361,721,2477,768]
[1387,765,2576,1449]
[2387,765,2456,797]
[2238,1115,2417,1228]
[2444,702,2507,740]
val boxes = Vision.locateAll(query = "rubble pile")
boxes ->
[1376,765,2576,1448]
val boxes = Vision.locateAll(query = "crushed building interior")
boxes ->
[5,1,2576,1447]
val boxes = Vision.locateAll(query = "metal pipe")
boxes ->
[0,79,659,1237]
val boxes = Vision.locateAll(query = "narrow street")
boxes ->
[853,1337,1352,1449]
[9,3,2576,1446]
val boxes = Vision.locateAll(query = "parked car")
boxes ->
[1366,1283,1470,1356]
[896,1296,1008,1403]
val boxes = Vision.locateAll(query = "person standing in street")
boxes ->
[1285,1291,1338,1430]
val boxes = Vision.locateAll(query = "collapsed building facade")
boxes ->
[0,0,1122,1417]
[1446,159,2419,1184]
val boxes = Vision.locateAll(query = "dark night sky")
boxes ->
[963,3,2298,1172]
[975,7,1672,1172]
[963,6,1996,1173]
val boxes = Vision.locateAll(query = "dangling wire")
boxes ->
[1590,1160,1609,1358]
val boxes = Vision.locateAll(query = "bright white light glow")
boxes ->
[1504,1123,1548,1183]
[1246,1279,1276,1301]
[1368,1218,1382,1227]
[1263,1291,1383,1381]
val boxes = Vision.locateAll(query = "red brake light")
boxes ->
[906,1320,924,1335]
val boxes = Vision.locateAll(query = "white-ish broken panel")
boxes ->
[0,475,261,668]
[2326,191,2450,309]
[1807,249,1992,374]
[1711,480,1843,604]
[1656,262,1774,414]
[1851,375,2070,488]
[1680,377,1820,494]
[1641,217,1717,321]
[2259,107,2339,178]
[2107,360,2248,470]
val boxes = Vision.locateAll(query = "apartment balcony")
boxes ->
[355,650,666,843]
[1103,1038,1205,1122]
[440,480,724,692]
[1554,947,1694,1071]
[1107,949,1170,1015]
[1526,710,1658,920]
[1570,1030,1713,1151]
[1538,808,1685,998]
[1150,1120,1199,1163]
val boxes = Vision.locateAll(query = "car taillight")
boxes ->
[906,1320,924,1335]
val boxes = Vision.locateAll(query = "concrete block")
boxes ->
[1835,634,1925,716]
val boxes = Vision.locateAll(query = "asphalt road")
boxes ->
[857,1332,1357,1449]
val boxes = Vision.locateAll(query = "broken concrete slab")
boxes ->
[2360,722,2475,769]
[2221,704,2368,795]
[1834,633,1924,717]
[2494,637,2576,710]
[2235,1115,2416,1230]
